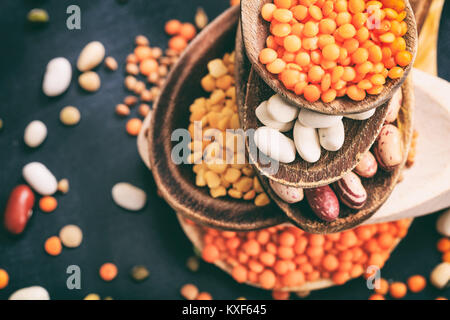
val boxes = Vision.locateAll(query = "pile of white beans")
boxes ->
[254,94,376,163]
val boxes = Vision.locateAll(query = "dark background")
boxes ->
[0,0,449,300]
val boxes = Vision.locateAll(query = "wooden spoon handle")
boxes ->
[366,69,450,224]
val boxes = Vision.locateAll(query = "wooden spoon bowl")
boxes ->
[148,5,285,231]
[240,0,418,115]
[239,67,389,188]
[177,213,412,292]
[261,75,414,234]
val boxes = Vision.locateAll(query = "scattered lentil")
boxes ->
[99,263,118,281]
[60,106,81,126]
[44,236,62,256]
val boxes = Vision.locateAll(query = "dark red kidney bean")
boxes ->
[334,172,367,209]
[304,185,339,222]
[355,151,378,178]
[4,185,35,235]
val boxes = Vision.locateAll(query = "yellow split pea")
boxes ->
[187,52,269,206]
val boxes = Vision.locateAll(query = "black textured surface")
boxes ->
[0,0,449,300]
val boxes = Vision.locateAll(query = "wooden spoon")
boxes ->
[240,67,389,188]
[240,0,418,115]
[177,213,412,293]
[260,76,414,234]
[148,5,285,231]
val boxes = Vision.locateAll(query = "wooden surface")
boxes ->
[240,0,418,115]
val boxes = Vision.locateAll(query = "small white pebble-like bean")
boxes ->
[255,101,294,132]
[266,94,299,123]
[9,286,50,300]
[60,106,81,126]
[207,59,228,78]
[293,121,321,163]
[344,108,376,120]
[298,108,342,128]
[57,178,70,193]
[77,41,105,72]
[112,182,147,211]
[430,262,450,289]
[59,224,83,248]
[24,120,47,148]
[254,126,296,163]
[436,209,450,237]
[269,180,303,203]
[22,162,57,196]
[318,120,345,152]
[42,57,72,97]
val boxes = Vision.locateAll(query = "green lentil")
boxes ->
[27,9,49,23]
[130,265,149,282]
[186,256,200,272]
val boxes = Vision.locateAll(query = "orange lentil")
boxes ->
[389,282,407,299]
[165,19,182,35]
[232,265,248,283]
[179,23,197,41]
[134,46,153,61]
[374,278,389,295]
[272,23,292,37]
[99,263,118,281]
[443,251,450,263]
[259,48,278,64]
[272,290,290,300]
[44,236,62,256]
[282,270,305,286]
[388,66,404,79]
[0,269,9,289]
[267,58,286,74]
[262,3,277,21]
[369,294,385,300]
[437,238,450,253]
[303,21,319,37]
[196,292,213,300]
[395,50,412,66]
[259,270,276,289]
[332,271,350,285]
[126,118,142,136]
[322,43,340,61]
[140,59,158,76]
[39,196,58,213]
[407,275,426,293]
[273,8,293,23]
[202,244,220,263]
[168,36,188,52]
[322,254,339,272]
[274,0,292,9]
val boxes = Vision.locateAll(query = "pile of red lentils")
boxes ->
[258,0,413,103]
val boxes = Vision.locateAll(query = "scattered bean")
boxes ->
[24,120,47,148]
[374,124,403,171]
[112,182,147,211]
[298,108,343,128]
[78,71,101,92]
[130,265,150,282]
[186,256,200,272]
[9,286,49,300]
[59,224,83,248]
[138,104,151,117]
[60,106,81,126]
[3,185,34,235]
[318,120,345,152]
[27,8,49,23]
[104,56,118,71]
[266,94,299,123]
[293,121,321,163]
[195,7,209,29]
[116,104,130,117]
[42,57,72,97]
[430,262,450,289]
[77,41,105,72]
[180,283,199,300]
[344,109,376,120]
[57,179,70,194]
[385,88,403,123]
[22,162,57,196]
[436,209,450,237]
[254,126,296,163]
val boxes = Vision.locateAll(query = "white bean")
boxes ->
[344,108,376,120]
[269,180,303,203]
[24,120,47,148]
[112,182,147,211]
[436,209,450,237]
[22,162,57,196]
[42,57,72,97]
[298,108,342,128]
[430,262,450,289]
[77,41,105,72]
[318,120,345,151]
[9,286,50,300]
[254,126,296,163]
[293,121,321,163]
[266,94,299,123]
[255,101,294,132]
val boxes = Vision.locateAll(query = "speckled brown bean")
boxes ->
[304,185,339,222]
[374,124,403,171]
[385,89,402,123]
[354,151,378,178]
[334,172,367,209]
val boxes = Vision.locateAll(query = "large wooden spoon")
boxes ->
[148,5,285,231]
[261,76,414,234]
[240,0,418,115]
